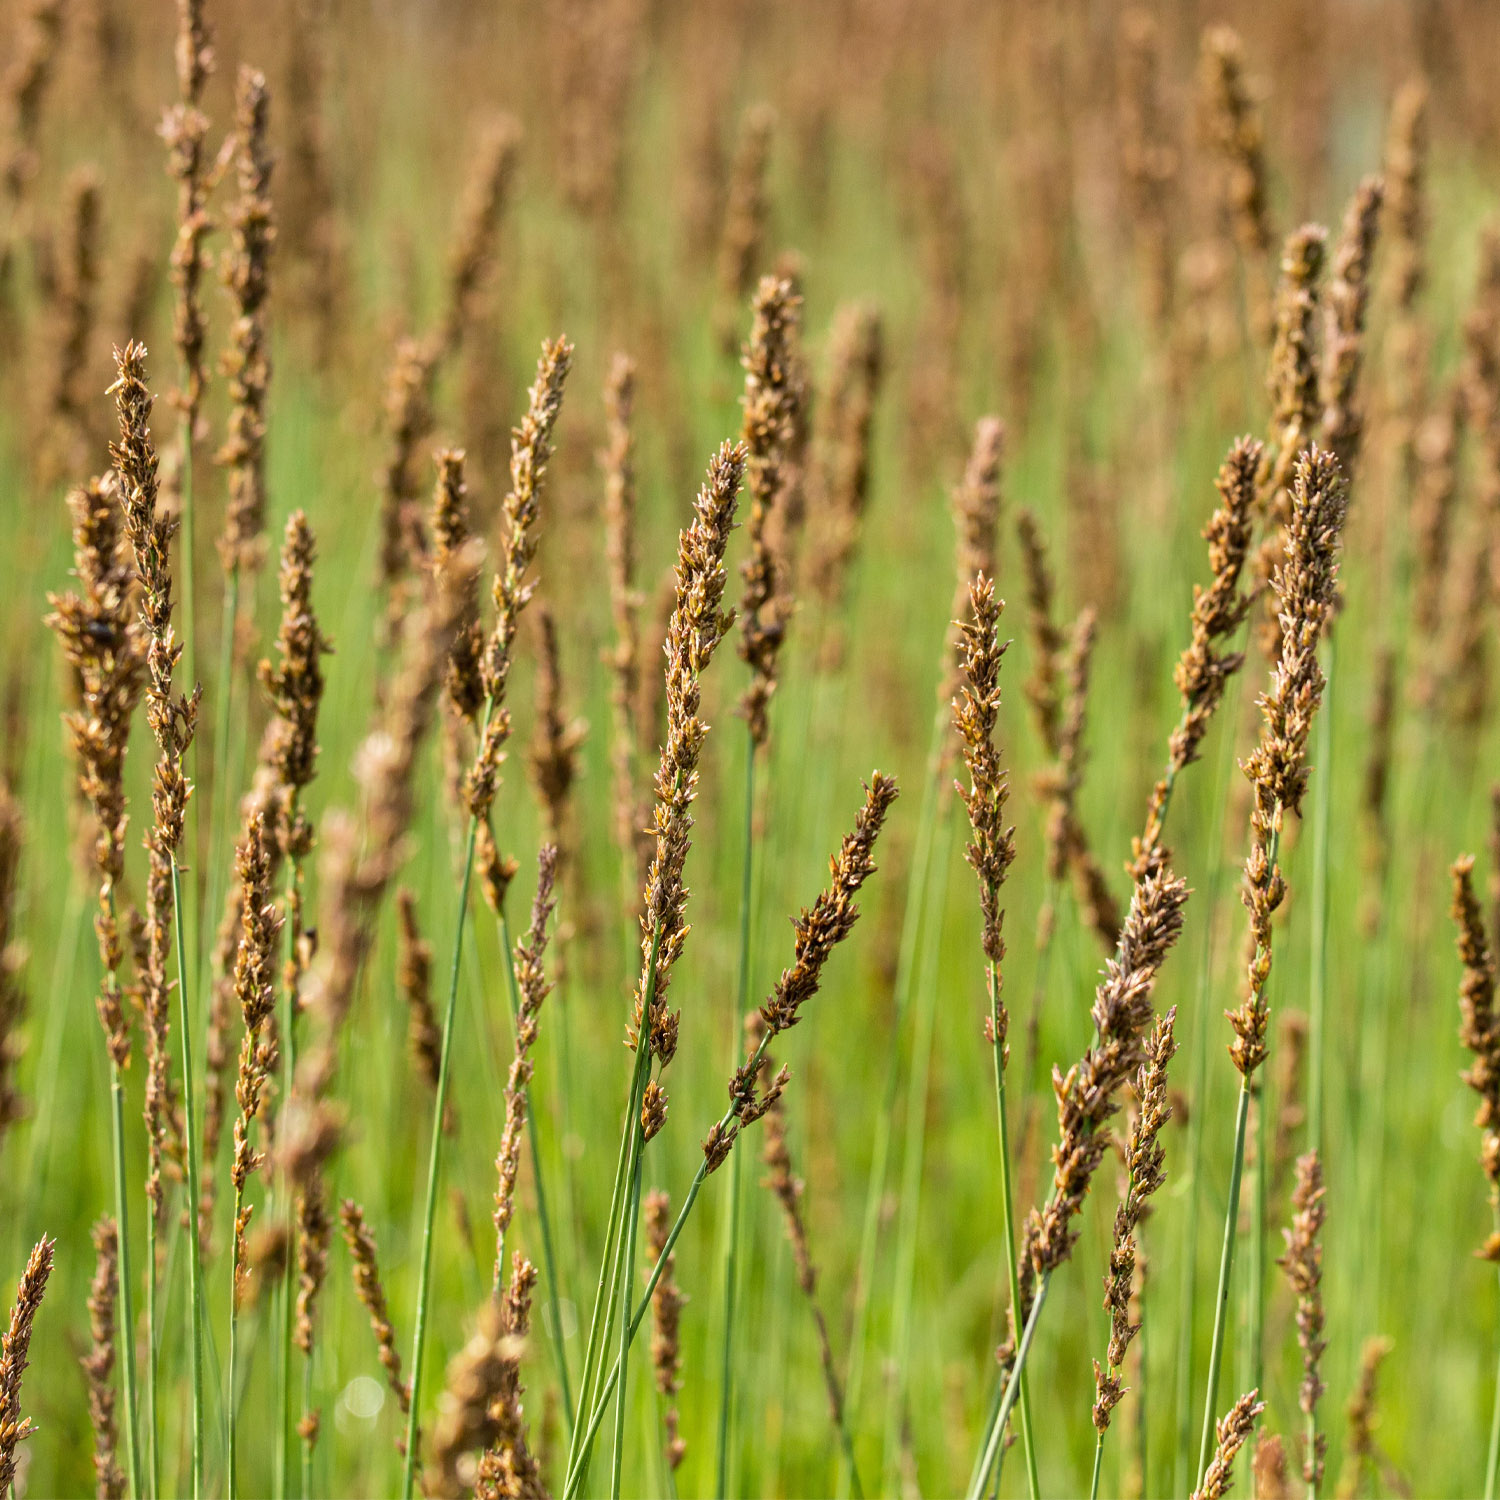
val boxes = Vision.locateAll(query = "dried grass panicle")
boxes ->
[1016,507,1067,757]
[601,352,650,882]
[1230,448,1347,1078]
[260,510,331,813]
[630,441,746,1067]
[1134,438,1260,879]
[738,273,804,746]
[396,888,445,1117]
[1263,226,1328,516]
[163,0,215,435]
[427,1256,541,1500]
[1118,10,1178,330]
[1270,1010,1309,1190]
[1337,1335,1392,1500]
[527,605,587,865]
[339,1200,413,1433]
[82,1218,124,1500]
[1450,856,1500,1253]
[432,449,485,725]
[48,168,102,462]
[1193,1388,1265,1500]
[716,104,775,350]
[1252,1432,1291,1500]
[1199,27,1272,338]
[438,114,521,361]
[377,337,440,637]
[112,341,200,1210]
[0,781,23,1147]
[230,811,285,1295]
[1410,386,1462,644]
[1,0,64,206]
[1032,866,1188,1276]
[1384,81,1428,315]
[805,302,883,649]
[46,474,145,1065]
[645,1189,687,1471]
[705,771,898,1173]
[954,576,1015,982]
[1093,1006,1178,1434]
[1319,176,1384,475]
[0,1234,54,1496]
[1044,607,1121,949]
[493,845,558,1263]
[294,1182,331,1362]
[467,336,574,824]
[216,65,276,578]
[1279,1150,1328,1485]
[939,417,1005,723]
[1359,649,1396,925]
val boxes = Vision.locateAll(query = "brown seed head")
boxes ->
[1278,1150,1327,1486]
[339,1200,412,1436]
[0,1234,54,1496]
[1193,1388,1265,1500]
[1451,856,1500,1220]
[82,1218,124,1500]
[1319,177,1384,476]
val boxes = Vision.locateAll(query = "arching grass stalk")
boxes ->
[400,802,481,1499]
[715,734,757,1498]
[497,904,573,1433]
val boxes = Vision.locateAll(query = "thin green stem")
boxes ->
[1488,1197,1500,1500]
[1308,637,1336,1156]
[300,1341,314,1499]
[841,755,940,1491]
[1090,1431,1106,1500]
[716,737,757,1499]
[1196,1077,1253,1492]
[1248,1076,1267,1402]
[610,1148,645,1499]
[145,1192,159,1500]
[497,906,573,1434]
[227,1177,243,1500]
[987,952,1038,1499]
[967,1271,1051,1500]
[401,812,480,1499]
[110,1060,145,1500]
[170,856,206,1500]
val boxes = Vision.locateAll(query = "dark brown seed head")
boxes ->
[1193,1388,1265,1500]
[1278,1151,1327,1485]
[0,1234,55,1496]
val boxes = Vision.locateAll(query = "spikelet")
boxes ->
[1199,27,1273,342]
[216,66,276,580]
[1278,1151,1327,1485]
[1133,438,1259,879]
[805,302,883,665]
[704,773,898,1172]
[162,0,215,447]
[230,811,285,1302]
[339,1200,414,1453]
[0,0,63,205]
[1093,1008,1177,1433]
[715,104,775,354]
[1193,1388,1265,1500]
[1449,856,1500,1256]
[396,888,446,1126]
[432,449,484,725]
[438,115,521,361]
[82,1219,124,1500]
[629,442,746,1076]
[1319,178,1383,478]
[1016,508,1067,757]
[46,474,145,1066]
[467,338,574,824]
[1252,1432,1291,1500]
[953,577,1015,980]
[1262,226,1328,521]
[737,274,804,746]
[601,353,651,889]
[645,1189,687,1471]
[47,168,103,476]
[0,782,23,1149]
[426,1257,542,1500]
[1336,1335,1392,1500]
[527,606,586,871]
[1029,868,1187,1276]
[0,1235,54,1496]
[1230,449,1347,1077]
[111,341,200,1217]
[492,846,558,1276]
[938,418,1005,752]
